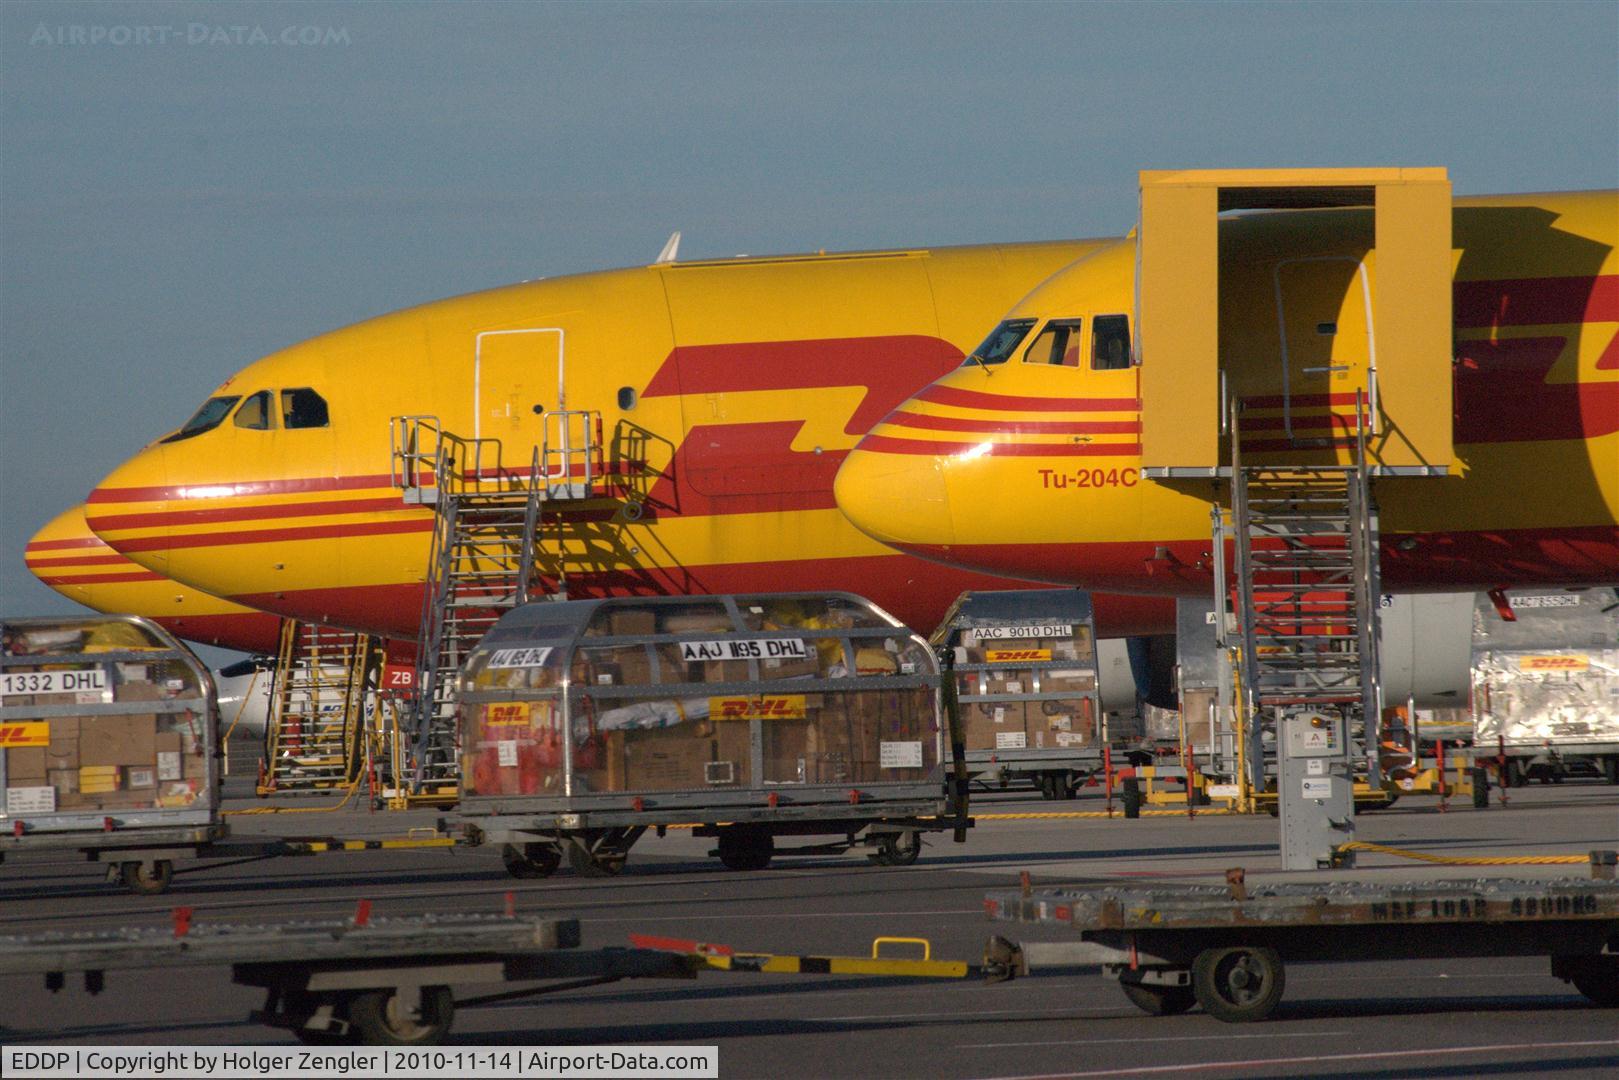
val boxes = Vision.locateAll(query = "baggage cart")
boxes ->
[446,593,968,875]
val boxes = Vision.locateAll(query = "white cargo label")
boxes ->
[995,731,1027,750]
[879,741,923,768]
[487,647,553,669]
[1055,731,1085,747]
[1301,778,1333,799]
[6,786,56,814]
[1,668,108,698]
[1005,681,1023,694]
[1306,758,1326,776]
[993,707,1006,723]
[1509,593,1580,609]
[972,624,1074,641]
[157,752,183,781]
[497,740,519,767]
[1208,783,1241,798]
[681,638,808,662]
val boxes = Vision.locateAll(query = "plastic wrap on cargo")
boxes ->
[1473,648,1619,746]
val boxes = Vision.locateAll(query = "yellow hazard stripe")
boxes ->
[974,809,1233,820]
[297,837,459,852]
[1337,840,1589,866]
[704,954,969,978]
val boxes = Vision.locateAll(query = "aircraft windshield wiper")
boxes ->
[966,352,994,376]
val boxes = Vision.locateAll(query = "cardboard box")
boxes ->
[762,720,810,783]
[47,767,79,795]
[79,714,157,768]
[701,659,752,684]
[155,731,183,781]
[760,654,819,679]
[116,680,165,703]
[183,753,209,781]
[616,647,654,686]
[6,746,48,783]
[79,764,121,794]
[607,608,658,637]
[661,611,733,634]
[622,728,713,791]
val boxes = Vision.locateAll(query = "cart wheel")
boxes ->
[346,985,454,1045]
[716,828,773,871]
[868,831,922,867]
[120,860,173,896]
[1604,756,1619,786]
[1038,774,1059,800]
[1121,778,1143,819]
[565,837,625,877]
[501,842,561,879]
[1120,978,1196,1016]
[1504,759,1526,788]
[1191,945,1285,1022]
[1558,956,1619,1007]
[1471,768,1491,809]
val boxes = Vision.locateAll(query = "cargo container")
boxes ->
[1472,590,1619,785]
[447,592,966,875]
[931,590,1109,798]
[1,615,222,891]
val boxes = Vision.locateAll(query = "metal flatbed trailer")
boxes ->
[2,912,977,1045]
[982,869,1619,1021]
[1,826,461,895]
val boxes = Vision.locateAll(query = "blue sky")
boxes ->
[2,0,1616,623]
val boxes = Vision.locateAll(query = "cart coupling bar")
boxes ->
[283,836,461,854]
[628,933,974,980]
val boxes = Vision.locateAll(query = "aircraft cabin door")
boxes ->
[474,327,564,464]
[1271,257,1374,448]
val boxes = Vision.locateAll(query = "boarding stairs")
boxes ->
[1216,394,1382,782]
[257,619,373,795]
[390,412,602,801]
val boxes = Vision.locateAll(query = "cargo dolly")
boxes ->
[1,825,461,895]
[1,910,976,1045]
[981,865,1619,1021]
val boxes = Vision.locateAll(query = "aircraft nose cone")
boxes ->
[834,443,955,549]
[85,445,173,571]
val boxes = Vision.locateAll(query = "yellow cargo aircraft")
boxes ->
[835,187,1618,595]
[57,239,1181,641]
[27,506,281,653]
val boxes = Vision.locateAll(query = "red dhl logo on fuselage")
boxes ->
[710,695,807,721]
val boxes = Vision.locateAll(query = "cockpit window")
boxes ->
[281,388,329,429]
[962,318,1037,368]
[233,390,275,430]
[161,396,241,443]
[1023,319,1085,367]
[1092,315,1132,370]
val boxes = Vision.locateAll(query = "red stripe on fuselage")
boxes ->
[87,472,398,505]
[23,537,106,553]
[916,385,1141,413]
[34,571,164,585]
[856,435,1143,457]
[23,554,131,568]
[884,410,1141,435]
[105,518,434,553]
[87,496,417,531]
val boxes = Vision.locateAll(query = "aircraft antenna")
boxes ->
[655,231,682,264]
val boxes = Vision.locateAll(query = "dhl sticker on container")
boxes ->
[484,702,534,727]
[710,695,807,721]
[985,648,1051,663]
[0,722,49,748]
[1519,655,1589,671]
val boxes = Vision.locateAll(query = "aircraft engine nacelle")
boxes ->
[1377,592,1476,709]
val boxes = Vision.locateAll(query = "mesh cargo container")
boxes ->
[2,616,222,885]
[931,590,1105,799]
[448,593,964,875]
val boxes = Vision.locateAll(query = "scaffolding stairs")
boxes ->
[1215,393,1382,785]
[257,619,373,796]
[390,411,602,802]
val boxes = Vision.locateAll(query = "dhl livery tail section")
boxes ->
[836,187,1619,595]
[72,238,1178,639]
